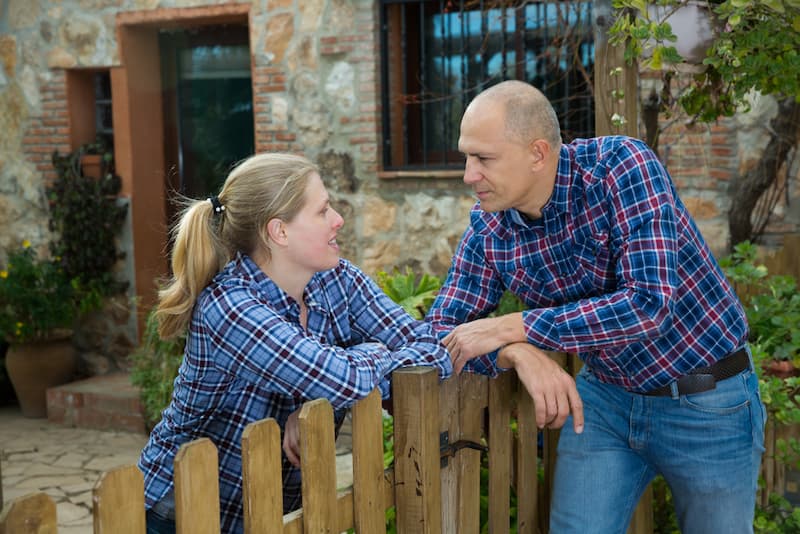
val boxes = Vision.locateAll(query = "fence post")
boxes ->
[93,464,145,533]
[351,389,387,533]
[0,492,56,534]
[174,437,220,534]
[392,367,442,534]
[299,398,337,533]
[241,418,284,534]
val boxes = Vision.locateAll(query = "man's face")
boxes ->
[458,98,548,218]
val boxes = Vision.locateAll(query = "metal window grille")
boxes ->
[380,0,595,170]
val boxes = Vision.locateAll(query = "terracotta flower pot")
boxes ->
[4,337,76,418]
[80,154,103,179]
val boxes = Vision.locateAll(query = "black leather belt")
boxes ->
[644,348,750,397]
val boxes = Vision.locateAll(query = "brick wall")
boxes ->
[21,70,71,185]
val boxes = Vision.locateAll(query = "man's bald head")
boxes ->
[468,81,562,149]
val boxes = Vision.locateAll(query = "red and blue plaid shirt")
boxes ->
[139,253,451,532]
[428,136,748,393]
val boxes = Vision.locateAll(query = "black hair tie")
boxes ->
[208,196,226,215]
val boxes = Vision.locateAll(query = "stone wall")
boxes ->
[0,0,798,374]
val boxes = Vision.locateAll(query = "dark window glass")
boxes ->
[380,1,595,170]
[94,71,113,147]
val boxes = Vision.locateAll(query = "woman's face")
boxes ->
[283,172,344,275]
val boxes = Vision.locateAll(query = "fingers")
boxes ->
[283,432,300,467]
[567,387,585,434]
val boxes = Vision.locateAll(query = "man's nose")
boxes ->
[463,158,482,184]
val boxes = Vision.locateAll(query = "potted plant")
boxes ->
[0,240,99,417]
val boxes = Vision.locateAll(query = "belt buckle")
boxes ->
[676,373,716,395]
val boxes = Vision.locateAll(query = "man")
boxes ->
[427,80,765,533]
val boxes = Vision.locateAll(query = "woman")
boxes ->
[138,153,452,533]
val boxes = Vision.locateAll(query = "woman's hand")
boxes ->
[283,408,302,467]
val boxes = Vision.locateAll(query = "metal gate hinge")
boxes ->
[439,431,488,467]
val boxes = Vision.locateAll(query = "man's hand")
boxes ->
[283,408,302,467]
[500,343,584,434]
[444,313,525,372]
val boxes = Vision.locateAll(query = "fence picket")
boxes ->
[299,399,337,533]
[0,492,56,534]
[393,367,442,534]
[455,372,487,533]
[241,418,284,534]
[439,374,460,534]
[351,388,386,533]
[488,370,514,534]
[174,437,220,534]
[93,464,145,533]
[516,382,538,534]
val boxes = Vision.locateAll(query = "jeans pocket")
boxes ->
[680,374,750,415]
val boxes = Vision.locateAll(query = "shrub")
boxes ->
[50,140,128,298]
[130,309,185,430]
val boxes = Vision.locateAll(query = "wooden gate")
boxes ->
[1,357,653,533]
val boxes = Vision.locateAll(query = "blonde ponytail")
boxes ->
[154,153,318,340]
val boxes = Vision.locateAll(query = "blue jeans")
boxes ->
[146,509,176,534]
[550,358,766,534]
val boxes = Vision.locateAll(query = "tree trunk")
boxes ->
[728,97,800,247]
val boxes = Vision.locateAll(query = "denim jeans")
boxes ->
[145,509,176,534]
[550,356,766,534]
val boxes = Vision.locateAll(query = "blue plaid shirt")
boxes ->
[139,253,451,533]
[428,136,747,393]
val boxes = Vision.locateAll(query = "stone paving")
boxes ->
[0,406,354,533]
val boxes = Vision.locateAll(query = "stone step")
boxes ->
[46,373,146,435]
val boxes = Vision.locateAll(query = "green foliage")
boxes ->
[0,240,95,343]
[376,268,442,319]
[720,241,800,529]
[130,309,185,430]
[0,140,126,345]
[754,493,800,533]
[609,0,800,122]
[50,140,128,298]
[652,475,680,534]
[720,242,800,366]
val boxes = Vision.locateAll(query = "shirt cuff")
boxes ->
[522,308,562,351]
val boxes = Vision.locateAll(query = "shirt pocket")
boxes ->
[573,232,617,294]
[501,240,596,306]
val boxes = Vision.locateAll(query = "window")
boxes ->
[94,71,114,148]
[66,69,115,151]
[380,1,595,171]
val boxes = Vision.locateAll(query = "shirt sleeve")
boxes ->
[426,226,508,377]
[200,270,451,407]
[340,261,453,384]
[523,139,679,353]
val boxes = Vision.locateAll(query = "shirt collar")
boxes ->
[501,144,572,231]
[540,144,573,216]
[232,252,330,313]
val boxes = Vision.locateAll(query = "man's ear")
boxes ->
[529,138,551,170]
[266,218,288,246]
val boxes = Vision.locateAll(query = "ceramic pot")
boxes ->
[5,337,76,418]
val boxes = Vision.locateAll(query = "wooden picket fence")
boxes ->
[0,354,658,533]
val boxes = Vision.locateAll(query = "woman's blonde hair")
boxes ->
[156,153,318,339]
